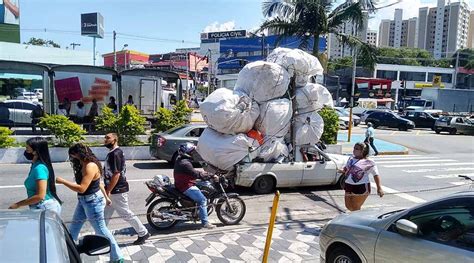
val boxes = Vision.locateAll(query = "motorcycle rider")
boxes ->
[174,143,216,229]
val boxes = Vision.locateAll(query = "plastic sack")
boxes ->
[295,83,334,112]
[234,61,290,103]
[257,137,289,162]
[197,128,260,171]
[200,88,259,134]
[294,112,324,146]
[267,47,323,79]
[255,98,292,138]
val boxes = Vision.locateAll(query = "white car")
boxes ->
[0,100,39,128]
[335,107,360,126]
[16,92,39,103]
[234,148,349,194]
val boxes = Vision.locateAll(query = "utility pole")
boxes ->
[348,47,357,142]
[70,43,81,50]
[208,49,212,95]
[185,52,189,100]
[454,50,460,89]
[113,31,117,71]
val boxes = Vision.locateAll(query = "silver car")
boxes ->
[0,209,111,262]
[320,192,474,263]
[149,124,207,164]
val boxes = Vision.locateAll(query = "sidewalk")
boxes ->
[337,133,408,155]
[82,223,323,262]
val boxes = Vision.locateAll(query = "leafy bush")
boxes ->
[153,100,193,132]
[0,127,15,148]
[95,105,146,146]
[39,115,86,146]
[319,107,339,144]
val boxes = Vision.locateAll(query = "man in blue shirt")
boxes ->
[364,122,379,156]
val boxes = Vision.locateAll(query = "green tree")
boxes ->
[24,37,61,48]
[95,105,147,146]
[319,107,339,145]
[452,48,474,70]
[39,115,86,146]
[259,0,378,69]
[153,100,193,132]
[0,127,15,148]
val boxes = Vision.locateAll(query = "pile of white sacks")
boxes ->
[197,48,334,171]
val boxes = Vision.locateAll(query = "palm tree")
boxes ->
[259,0,378,69]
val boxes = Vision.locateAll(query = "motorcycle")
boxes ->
[144,174,246,230]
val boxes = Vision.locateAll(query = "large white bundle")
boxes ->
[295,83,334,112]
[258,137,289,162]
[200,88,259,134]
[294,112,324,145]
[267,48,323,87]
[197,128,260,171]
[255,98,292,138]
[234,61,290,103]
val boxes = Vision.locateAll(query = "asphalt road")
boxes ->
[0,129,473,242]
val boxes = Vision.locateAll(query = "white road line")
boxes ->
[0,179,152,190]
[372,155,421,158]
[384,162,474,168]
[425,173,474,179]
[376,159,456,164]
[372,185,425,204]
[372,157,439,161]
[450,182,470,186]
[403,167,474,173]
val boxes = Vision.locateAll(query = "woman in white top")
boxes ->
[341,142,384,211]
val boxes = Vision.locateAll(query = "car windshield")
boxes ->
[378,209,405,219]
[465,118,473,125]
[164,126,187,134]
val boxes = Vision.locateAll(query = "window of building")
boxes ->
[399,71,426,81]
[376,70,397,80]
[428,73,453,83]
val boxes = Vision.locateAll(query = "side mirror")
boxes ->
[77,235,111,256]
[395,219,418,236]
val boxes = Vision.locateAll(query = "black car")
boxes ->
[365,111,415,131]
[402,111,437,129]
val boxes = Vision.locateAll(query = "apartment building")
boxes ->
[378,9,417,48]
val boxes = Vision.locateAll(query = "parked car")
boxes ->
[335,107,360,126]
[150,123,207,164]
[16,91,39,102]
[434,116,474,135]
[0,100,39,128]
[320,191,474,263]
[365,111,415,131]
[0,209,111,262]
[360,108,392,124]
[402,111,437,129]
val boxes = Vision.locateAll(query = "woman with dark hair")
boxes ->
[9,137,62,215]
[56,143,123,263]
[340,142,384,211]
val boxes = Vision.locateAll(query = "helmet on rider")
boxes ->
[178,142,196,157]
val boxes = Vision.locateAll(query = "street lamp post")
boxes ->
[121,44,128,70]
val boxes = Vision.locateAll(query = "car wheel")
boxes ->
[327,246,361,263]
[398,125,408,131]
[435,129,441,134]
[252,175,275,194]
[449,128,457,135]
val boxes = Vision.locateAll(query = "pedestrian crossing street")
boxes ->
[371,154,474,184]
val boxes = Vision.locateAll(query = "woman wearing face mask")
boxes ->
[9,137,62,215]
[56,143,123,263]
[341,142,384,211]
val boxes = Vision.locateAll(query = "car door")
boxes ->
[301,159,338,186]
[16,102,34,125]
[375,197,474,262]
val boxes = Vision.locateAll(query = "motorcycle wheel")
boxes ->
[216,196,246,225]
[146,199,179,230]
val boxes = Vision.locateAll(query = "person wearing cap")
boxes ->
[173,143,216,229]
[364,122,379,156]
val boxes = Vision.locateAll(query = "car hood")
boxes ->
[327,153,349,169]
[330,209,382,227]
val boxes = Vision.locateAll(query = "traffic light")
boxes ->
[400,80,405,89]
[346,82,360,107]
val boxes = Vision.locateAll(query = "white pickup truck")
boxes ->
[232,146,349,194]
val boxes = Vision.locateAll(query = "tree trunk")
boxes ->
[312,34,320,57]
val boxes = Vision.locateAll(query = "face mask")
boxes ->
[24,151,34,161]
[105,142,114,149]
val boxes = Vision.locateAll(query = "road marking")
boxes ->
[450,182,470,186]
[372,185,425,204]
[372,155,421,159]
[376,159,456,164]
[383,162,474,168]
[0,185,23,189]
[403,167,474,173]
[416,130,421,136]
[390,131,398,135]
[425,173,474,179]
[372,156,438,161]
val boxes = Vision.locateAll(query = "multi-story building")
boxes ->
[328,12,368,58]
[466,11,474,48]
[418,0,471,59]
[366,30,378,46]
[378,9,417,48]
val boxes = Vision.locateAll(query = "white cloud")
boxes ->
[203,21,236,33]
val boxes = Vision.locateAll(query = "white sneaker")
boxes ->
[202,223,216,229]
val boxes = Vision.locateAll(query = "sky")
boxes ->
[15,0,474,56]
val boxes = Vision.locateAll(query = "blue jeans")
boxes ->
[68,191,123,262]
[184,186,209,225]
[30,198,62,215]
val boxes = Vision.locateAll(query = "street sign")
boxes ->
[432,75,441,87]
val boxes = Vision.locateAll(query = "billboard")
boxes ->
[201,30,247,40]
[81,12,104,38]
[1,0,20,25]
